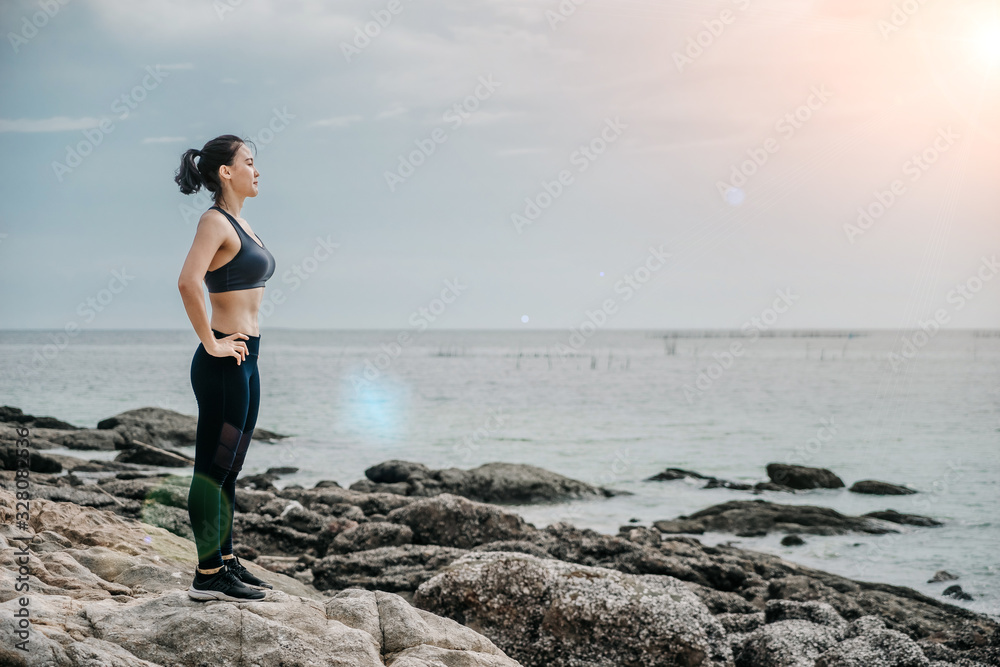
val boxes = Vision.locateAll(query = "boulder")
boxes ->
[386,493,537,548]
[942,585,973,601]
[764,599,847,637]
[414,550,733,667]
[656,500,901,536]
[647,467,755,491]
[861,510,942,527]
[96,406,285,450]
[733,619,842,667]
[0,405,79,430]
[928,570,959,583]
[849,480,918,495]
[0,444,62,473]
[354,459,625,504]
[766,463,845,490]
[328,522,414,554]
[652,518,707,534]
[647,467,715,481]
[815,625,930,666]
[114,439,194,467]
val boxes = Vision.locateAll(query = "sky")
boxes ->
[1,0,998,330]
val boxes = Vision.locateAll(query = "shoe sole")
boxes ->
[187,585,266,602]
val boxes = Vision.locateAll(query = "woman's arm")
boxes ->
[177,213,230,350]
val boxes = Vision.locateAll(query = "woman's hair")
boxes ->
[174,134,256,209]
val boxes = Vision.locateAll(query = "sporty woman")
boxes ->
[175,134,276,602]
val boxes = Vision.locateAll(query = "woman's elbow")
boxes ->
[177,277,202,294]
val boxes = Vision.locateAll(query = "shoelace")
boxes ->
[227,556,248,576]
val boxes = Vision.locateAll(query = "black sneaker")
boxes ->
[188,567,266,601]
[225,554,274,589]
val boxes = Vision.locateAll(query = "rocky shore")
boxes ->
[2,406,998,666]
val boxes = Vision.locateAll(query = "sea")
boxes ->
[1,328,997,619]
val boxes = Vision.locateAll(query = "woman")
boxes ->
[175,134,276,602]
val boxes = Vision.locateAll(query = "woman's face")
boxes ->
[220,142,259,199]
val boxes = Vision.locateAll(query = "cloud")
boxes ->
[375,106,408,120]
[141,136,187,143]
[0,117,103,133]
[463,110,524,126]
[311,114,364,128]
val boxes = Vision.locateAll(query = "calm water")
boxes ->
[1,328,997,618]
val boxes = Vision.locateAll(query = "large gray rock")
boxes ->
[114,440,194,467]
[386,493,537,548]
[0,444,62,473]
[656,500,906,537]
[816,616,931,667]
[734,619,842,666]
[414,550,733,667]
[329,521,414,554]
[0,405,79,430]
[352,458,626,504]
[861,510,942,527]
[849,480,918,495]
[97,406,285,449]
[766,463,845,490]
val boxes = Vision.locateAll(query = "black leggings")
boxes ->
[187,328,261,571]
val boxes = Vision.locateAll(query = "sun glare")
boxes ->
[971,20,1000,64]
[960,3,1000,67]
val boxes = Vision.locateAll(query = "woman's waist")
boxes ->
[210,328,261,355]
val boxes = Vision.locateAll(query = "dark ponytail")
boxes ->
[174,134,254,210]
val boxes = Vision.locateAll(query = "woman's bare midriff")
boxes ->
[209,289,265,337]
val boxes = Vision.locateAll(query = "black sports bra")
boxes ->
[203,206,276,293]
